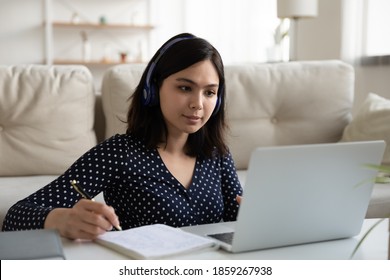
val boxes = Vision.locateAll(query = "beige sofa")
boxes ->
[1,61,389,234]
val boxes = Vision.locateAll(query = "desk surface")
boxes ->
[62,219,389,260]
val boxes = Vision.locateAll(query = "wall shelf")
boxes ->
[50,21,154,30]
[44,0,153,66]
[53,59,144,65]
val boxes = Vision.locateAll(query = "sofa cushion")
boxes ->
[102,64,146,139]
[226,61,354,169]
[341,93,390,164]
[102,61,354,169]
[0,65,97,176]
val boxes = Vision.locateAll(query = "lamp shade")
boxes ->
[277,0,318,19]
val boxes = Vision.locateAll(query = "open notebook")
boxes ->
[95,224,217,259]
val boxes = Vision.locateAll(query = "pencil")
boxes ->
[70,180,122,231]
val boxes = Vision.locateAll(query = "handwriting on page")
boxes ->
[97,224,215,258]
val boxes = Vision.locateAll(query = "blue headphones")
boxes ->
[142,36,222,115]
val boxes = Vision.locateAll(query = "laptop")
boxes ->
[207,141,386,253]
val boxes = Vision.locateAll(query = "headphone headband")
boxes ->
[143,36,195,106]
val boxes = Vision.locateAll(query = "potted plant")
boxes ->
[351,164,390,258]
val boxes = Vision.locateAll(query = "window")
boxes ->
[150,0,280,64]
[364,0,390,57]
[343,0,390,65]
[357,0,390,65]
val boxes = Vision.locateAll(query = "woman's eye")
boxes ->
[179,86,191,92]
[205,90,216,97]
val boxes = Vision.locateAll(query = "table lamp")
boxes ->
[277,0,318,60]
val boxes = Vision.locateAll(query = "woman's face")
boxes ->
[159,60,219,138]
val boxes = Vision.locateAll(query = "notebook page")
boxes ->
[95,224,216,259]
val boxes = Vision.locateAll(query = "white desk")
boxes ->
[62,218,389,260]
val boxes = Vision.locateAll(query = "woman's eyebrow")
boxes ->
[175,77,218,88]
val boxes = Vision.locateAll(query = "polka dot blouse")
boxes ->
[2,134,243,231]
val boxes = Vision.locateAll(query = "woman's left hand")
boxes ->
[236,195,242,204]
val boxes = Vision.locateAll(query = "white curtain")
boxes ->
[150,0,279,64]
[340,0,365,64]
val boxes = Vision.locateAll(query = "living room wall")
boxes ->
[297,0,390,114]
[1,0,389,113]
[0,0,44,65]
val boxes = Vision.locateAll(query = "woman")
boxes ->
[2,33,243,240]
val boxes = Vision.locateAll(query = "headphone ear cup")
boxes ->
[142,83,158,106]
[149,83,158,106]
[212,94,221,116]
[142,87,151,106]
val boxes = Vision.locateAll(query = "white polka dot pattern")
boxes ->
[2,134,243,231]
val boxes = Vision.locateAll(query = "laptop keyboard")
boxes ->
[208,232,235,245]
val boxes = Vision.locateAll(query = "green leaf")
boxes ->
[350,218,386,259]
[350,163,390,258]
[364,164,390,173]
[375,176,390,184]
[363,164,390,184]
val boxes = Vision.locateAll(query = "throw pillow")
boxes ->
[341,92,390,164]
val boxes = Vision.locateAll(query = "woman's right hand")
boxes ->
[44,199,120,240]
[236,195,242,205]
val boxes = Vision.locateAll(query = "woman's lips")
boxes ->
[184,115,202,123]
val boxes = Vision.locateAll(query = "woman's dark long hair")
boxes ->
[126,33,228,158]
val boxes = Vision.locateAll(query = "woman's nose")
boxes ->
[189,92,203,110]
